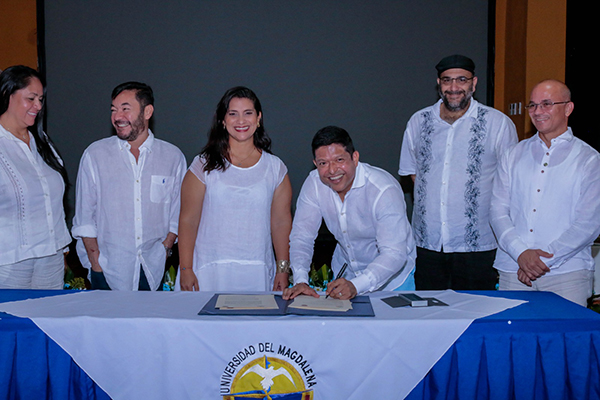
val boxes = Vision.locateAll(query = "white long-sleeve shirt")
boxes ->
[290,162,416,294]
[399,99,517,252]
[72,131,187,290]
[490,128,600,274]
[0,125,71,265]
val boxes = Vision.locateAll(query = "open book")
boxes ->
[199,294,374,317]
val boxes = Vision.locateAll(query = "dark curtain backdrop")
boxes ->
[42,0,491,221]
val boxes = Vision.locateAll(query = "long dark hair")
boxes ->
[0,65,69,186]
[201,86,272,173]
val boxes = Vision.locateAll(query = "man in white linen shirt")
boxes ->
[72,82,187,291]
[283,126,416,300]
[399,54,518,290]
[490,79,600,307]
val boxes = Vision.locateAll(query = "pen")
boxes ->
[325,262,348,299]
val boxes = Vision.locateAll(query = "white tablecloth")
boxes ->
[0,290,524,400]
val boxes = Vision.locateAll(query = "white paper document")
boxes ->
[288,295,352,311]
[215,294,279,310]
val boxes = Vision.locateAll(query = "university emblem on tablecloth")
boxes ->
[221,343,316,399]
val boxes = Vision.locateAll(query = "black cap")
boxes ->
[435,55,475,76]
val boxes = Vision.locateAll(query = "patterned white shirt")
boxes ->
[399,99,517,252]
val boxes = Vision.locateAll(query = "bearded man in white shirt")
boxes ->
[72,82,187,291]
[283,126,416,300]
[399,54,518,290]
[490,80,600,307]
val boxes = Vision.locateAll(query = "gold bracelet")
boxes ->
[276,260,291,274]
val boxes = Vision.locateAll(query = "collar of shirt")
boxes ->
[535,127,573,149]
[117,129,155,154]
[349,162,366,191]
[0,124,31,142]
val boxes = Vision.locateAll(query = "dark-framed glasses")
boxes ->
[525,100,570,111]
[439,76,474,85]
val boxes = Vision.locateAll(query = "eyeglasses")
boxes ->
[439,76,474,85]
[525,100,570,111]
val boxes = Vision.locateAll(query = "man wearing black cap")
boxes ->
[398,54,518,290]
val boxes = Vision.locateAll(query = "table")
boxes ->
[408,291,600,399]
[0,290,109,400]
[1,290,598,399]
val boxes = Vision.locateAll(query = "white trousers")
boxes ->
[0,251,64,289]
[498,269,594,307]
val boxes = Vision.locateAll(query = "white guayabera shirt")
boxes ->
[399,99,518,253]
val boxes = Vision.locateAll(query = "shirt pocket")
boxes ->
[150,175,175,203]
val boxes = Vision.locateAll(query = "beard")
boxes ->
[114,110,146,142]
[438,83,475,112]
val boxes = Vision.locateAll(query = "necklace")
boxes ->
[232,147,256,166]
[2,124,29,142]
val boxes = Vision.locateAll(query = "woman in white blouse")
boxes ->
[178,86,292,291]
[0,65,71,289]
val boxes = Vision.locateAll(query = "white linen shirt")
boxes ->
[72,131,187,290]
[490,128,600,274]
[0,125,71,265]
[290,162,416,295]
[399,99,518,252]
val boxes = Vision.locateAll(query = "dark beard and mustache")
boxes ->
[438,84,475,112]
[114,109,146,142]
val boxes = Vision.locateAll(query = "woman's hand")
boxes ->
[272,272,289,291]
[179,267,199,291]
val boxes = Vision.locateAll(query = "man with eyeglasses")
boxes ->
[490,79,600,306]
[399,54,518,290]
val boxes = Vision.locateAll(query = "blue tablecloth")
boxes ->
[1,290,599,399]
[0,290,109,400]
[409,291,600,399]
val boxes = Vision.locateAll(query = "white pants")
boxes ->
[0,251,64,289]
[498,269,594,307]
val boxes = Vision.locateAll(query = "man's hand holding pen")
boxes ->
[325,278,357,300]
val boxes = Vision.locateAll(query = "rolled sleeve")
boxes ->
[71,152,98,239]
